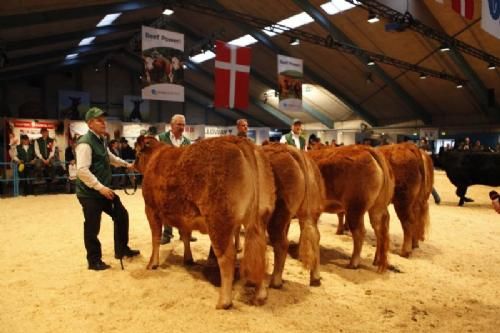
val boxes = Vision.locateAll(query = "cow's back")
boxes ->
[440,151,500,187]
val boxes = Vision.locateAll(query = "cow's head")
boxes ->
[133,135,160,172]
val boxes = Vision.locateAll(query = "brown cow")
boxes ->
[379,143,433,257]
[134,136,275,309]
[261,144,325,288]
[308,145,395,272]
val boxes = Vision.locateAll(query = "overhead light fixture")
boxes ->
[488,63,496,70]
[440,45,450,52]
[290,37,300,46]
[367,12,380,23]
[163,9,174,15]
[367,60,375,66]
[419,73,427,80]
[456,83,463,89]
[96,13,121,27]
[65,53,78,60]
[79,37,95,46]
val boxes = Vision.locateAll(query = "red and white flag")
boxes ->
[452,0,474,19]
[214,40,251,109]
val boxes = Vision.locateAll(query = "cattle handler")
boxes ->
[75,107,140,270]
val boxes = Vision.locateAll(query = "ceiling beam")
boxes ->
[6,22,142,52]
[209,0,377,126]
[7,38,130,68]
[0,0,161,29]
[292,0,432,125]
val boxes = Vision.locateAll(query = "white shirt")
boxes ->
[280,133,304,150]
[169,131,184,147]
[34,137,55,160]
[75,130,130,191]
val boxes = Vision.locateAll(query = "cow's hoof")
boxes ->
[400,251,411,258]
[464,197,474,202]
[458,199,465,206]
[216,302,233,310]
[346,263,359,270]
[269,281,283,289]
[310,278,321,287]
[147,264,159,270]
[252,297,267,306]
[184,259,195,266]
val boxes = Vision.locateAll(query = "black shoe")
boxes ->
[115,248,140,259]
[88,261,111,271]
[464,197,474,203]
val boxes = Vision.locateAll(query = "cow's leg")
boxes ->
[298,215,321,286]
[145,206,161,270]
[336,212,346,235]
[179,229,194,265]
[234,226,243,253]
[346,211,365,269]
[268,206,292,289]
[456,186,470,206]
[394,201,414,258]
[214,238,236,310]
[368,209,390,273]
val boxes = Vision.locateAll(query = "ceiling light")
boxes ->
[321,1,357,15]
[163,9,174,15]
[488,63,496,70]
[419,73,427,80]
[367,13,380,23]
[96,13,121,27]
[367,60,375,66]
[290,37,300,46]
[439,45,450,52]
[190,51,216,63]
[229,34,258,47]
[65,53,78,60]
[78,37,95,46]
[456,84,463,89]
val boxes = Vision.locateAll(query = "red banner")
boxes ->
[452,0,474,19]
[214,40,251,109]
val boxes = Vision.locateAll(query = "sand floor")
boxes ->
[1,171,499,333]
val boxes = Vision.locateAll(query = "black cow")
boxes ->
[438,151,500,206]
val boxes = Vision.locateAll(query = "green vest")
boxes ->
[36,137,54,159]
[76,132,112,198]
[158,131,191,146]
[16,144,35,163]
[284,133,306,150]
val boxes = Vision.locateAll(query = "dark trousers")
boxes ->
[77,195,130,264]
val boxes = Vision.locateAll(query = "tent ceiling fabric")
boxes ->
[0,0,499,128]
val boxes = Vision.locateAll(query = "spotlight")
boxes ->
[488,63,496,70]
[163,9,174,15]
[456,83,463,89]
[367,59,375,66]
[440,45,450,52]
[367,12,379,23]
[419,73,427,80]
[290,37,300,46]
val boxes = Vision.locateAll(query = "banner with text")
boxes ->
[141,26,185,102]
[277,54,303,112]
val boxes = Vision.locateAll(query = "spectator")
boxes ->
[236,118,249,138]
[280,119,306,150]
[9,134,36,195]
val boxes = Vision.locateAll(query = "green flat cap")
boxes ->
[85,107,106,122]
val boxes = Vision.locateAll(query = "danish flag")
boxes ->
[214,40,251,109]
[452,0,474,19]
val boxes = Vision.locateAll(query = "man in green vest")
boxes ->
[280,118,306,150]
[9,134,36,195]
[34,127,58,182]
[75,107,140,270]
[236,118,249,137]
[157,114,196,244]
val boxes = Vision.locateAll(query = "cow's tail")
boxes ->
[370,148,395,209]
[240,148,271,285]
[296,152,322,271]
[416,150,433,241]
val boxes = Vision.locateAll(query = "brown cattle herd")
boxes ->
[133,136,434,309]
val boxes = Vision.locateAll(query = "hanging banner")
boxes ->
[141,26,185,102]
[277,54,303,112]
[214,40,251,109]
[482,0,500,39]
[123,95,150,122]
[58,90,90,120]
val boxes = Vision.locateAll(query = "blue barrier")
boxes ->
[0,160,140,197]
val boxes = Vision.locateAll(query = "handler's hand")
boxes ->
[99,186,115,200]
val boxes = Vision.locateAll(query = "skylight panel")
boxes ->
[321,1,357,15]
[190,51,216,63]
[78,37,96,46]
[96,13,121,27]
[228,35,258,47]
[65,53,78,60]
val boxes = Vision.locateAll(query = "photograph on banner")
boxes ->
[141,26,185,102]
[58,90,90,120]
[123,95,150,122]
[277,54,303,112]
